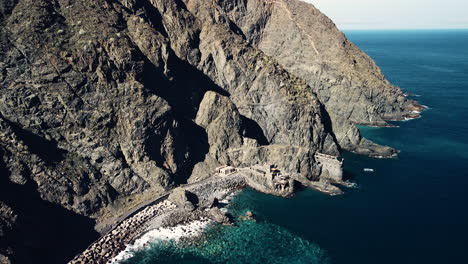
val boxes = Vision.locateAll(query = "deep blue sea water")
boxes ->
[124,30,468,264]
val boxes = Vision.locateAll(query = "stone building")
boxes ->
[242,164,295,197]
[215,165,238,176]
[314,153,344,182]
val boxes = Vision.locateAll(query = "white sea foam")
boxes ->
[220,190,240,205]
[108,190,240,264]
[107,219,212,264]
[106,187,241,264]
[341,181,359,188]
[403,93,421,97]
[402,115,422,121]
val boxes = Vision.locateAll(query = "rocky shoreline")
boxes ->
[68,175,246,264]
[108,218,214,263]
[68,163,349,264]
[0,0,426,262]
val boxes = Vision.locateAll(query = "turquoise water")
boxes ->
[124,30,468,264]
[123,194,330,264]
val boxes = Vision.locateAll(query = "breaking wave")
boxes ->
[121,191,330,264]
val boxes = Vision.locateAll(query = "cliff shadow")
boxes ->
[139,46,232,184]
[0,0,19,23]
[129,0,169,38]
[141,47,229,119]
[144,113,209,185]
[0,116,66,165]
[241,115,269,146]
[342,167,357,182]
[319,103,342,153]
[0,166,99,264]
[173,119,209,185]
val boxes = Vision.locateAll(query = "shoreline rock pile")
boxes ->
[1,0,424,261]
[69,200,176,264]
[68,175,246,264]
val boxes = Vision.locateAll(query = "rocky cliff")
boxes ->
[0,0,420,263]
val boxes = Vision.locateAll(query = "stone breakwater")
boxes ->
[68,200,175,264]
[68,175,246,264]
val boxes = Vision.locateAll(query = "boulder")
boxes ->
[168,188,197,211]
[207,208,232,225]
[200,197,219,209]
[239,211,255,221]
[0,254,12,264]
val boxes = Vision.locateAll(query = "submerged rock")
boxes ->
[239,211,255,222]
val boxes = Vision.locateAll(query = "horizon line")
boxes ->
[341,28,468,31]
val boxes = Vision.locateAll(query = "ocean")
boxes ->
[123,30,468,264]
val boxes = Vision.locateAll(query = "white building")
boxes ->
[215,165,238,176]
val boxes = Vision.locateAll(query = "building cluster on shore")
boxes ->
[69,153,344,264]
[241,164,296,197]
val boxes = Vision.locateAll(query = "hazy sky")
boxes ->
[307,0,468,29]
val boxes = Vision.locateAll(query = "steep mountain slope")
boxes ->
[0,0,419,263]
[216,0,423,154]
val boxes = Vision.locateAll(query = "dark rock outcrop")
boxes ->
[207,207,232,225]
[216,0,422,155]
[168,188,197,211]
[0,0,420,262]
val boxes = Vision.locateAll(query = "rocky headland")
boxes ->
[0,0,422,263]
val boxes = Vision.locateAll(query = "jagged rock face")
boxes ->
[216,0,420,154]
[192,91,335,183]
[0,0,336,216]
[0,0,417,262]
[0,0,207,217]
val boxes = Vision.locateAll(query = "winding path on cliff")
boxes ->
[265,0,321,56]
